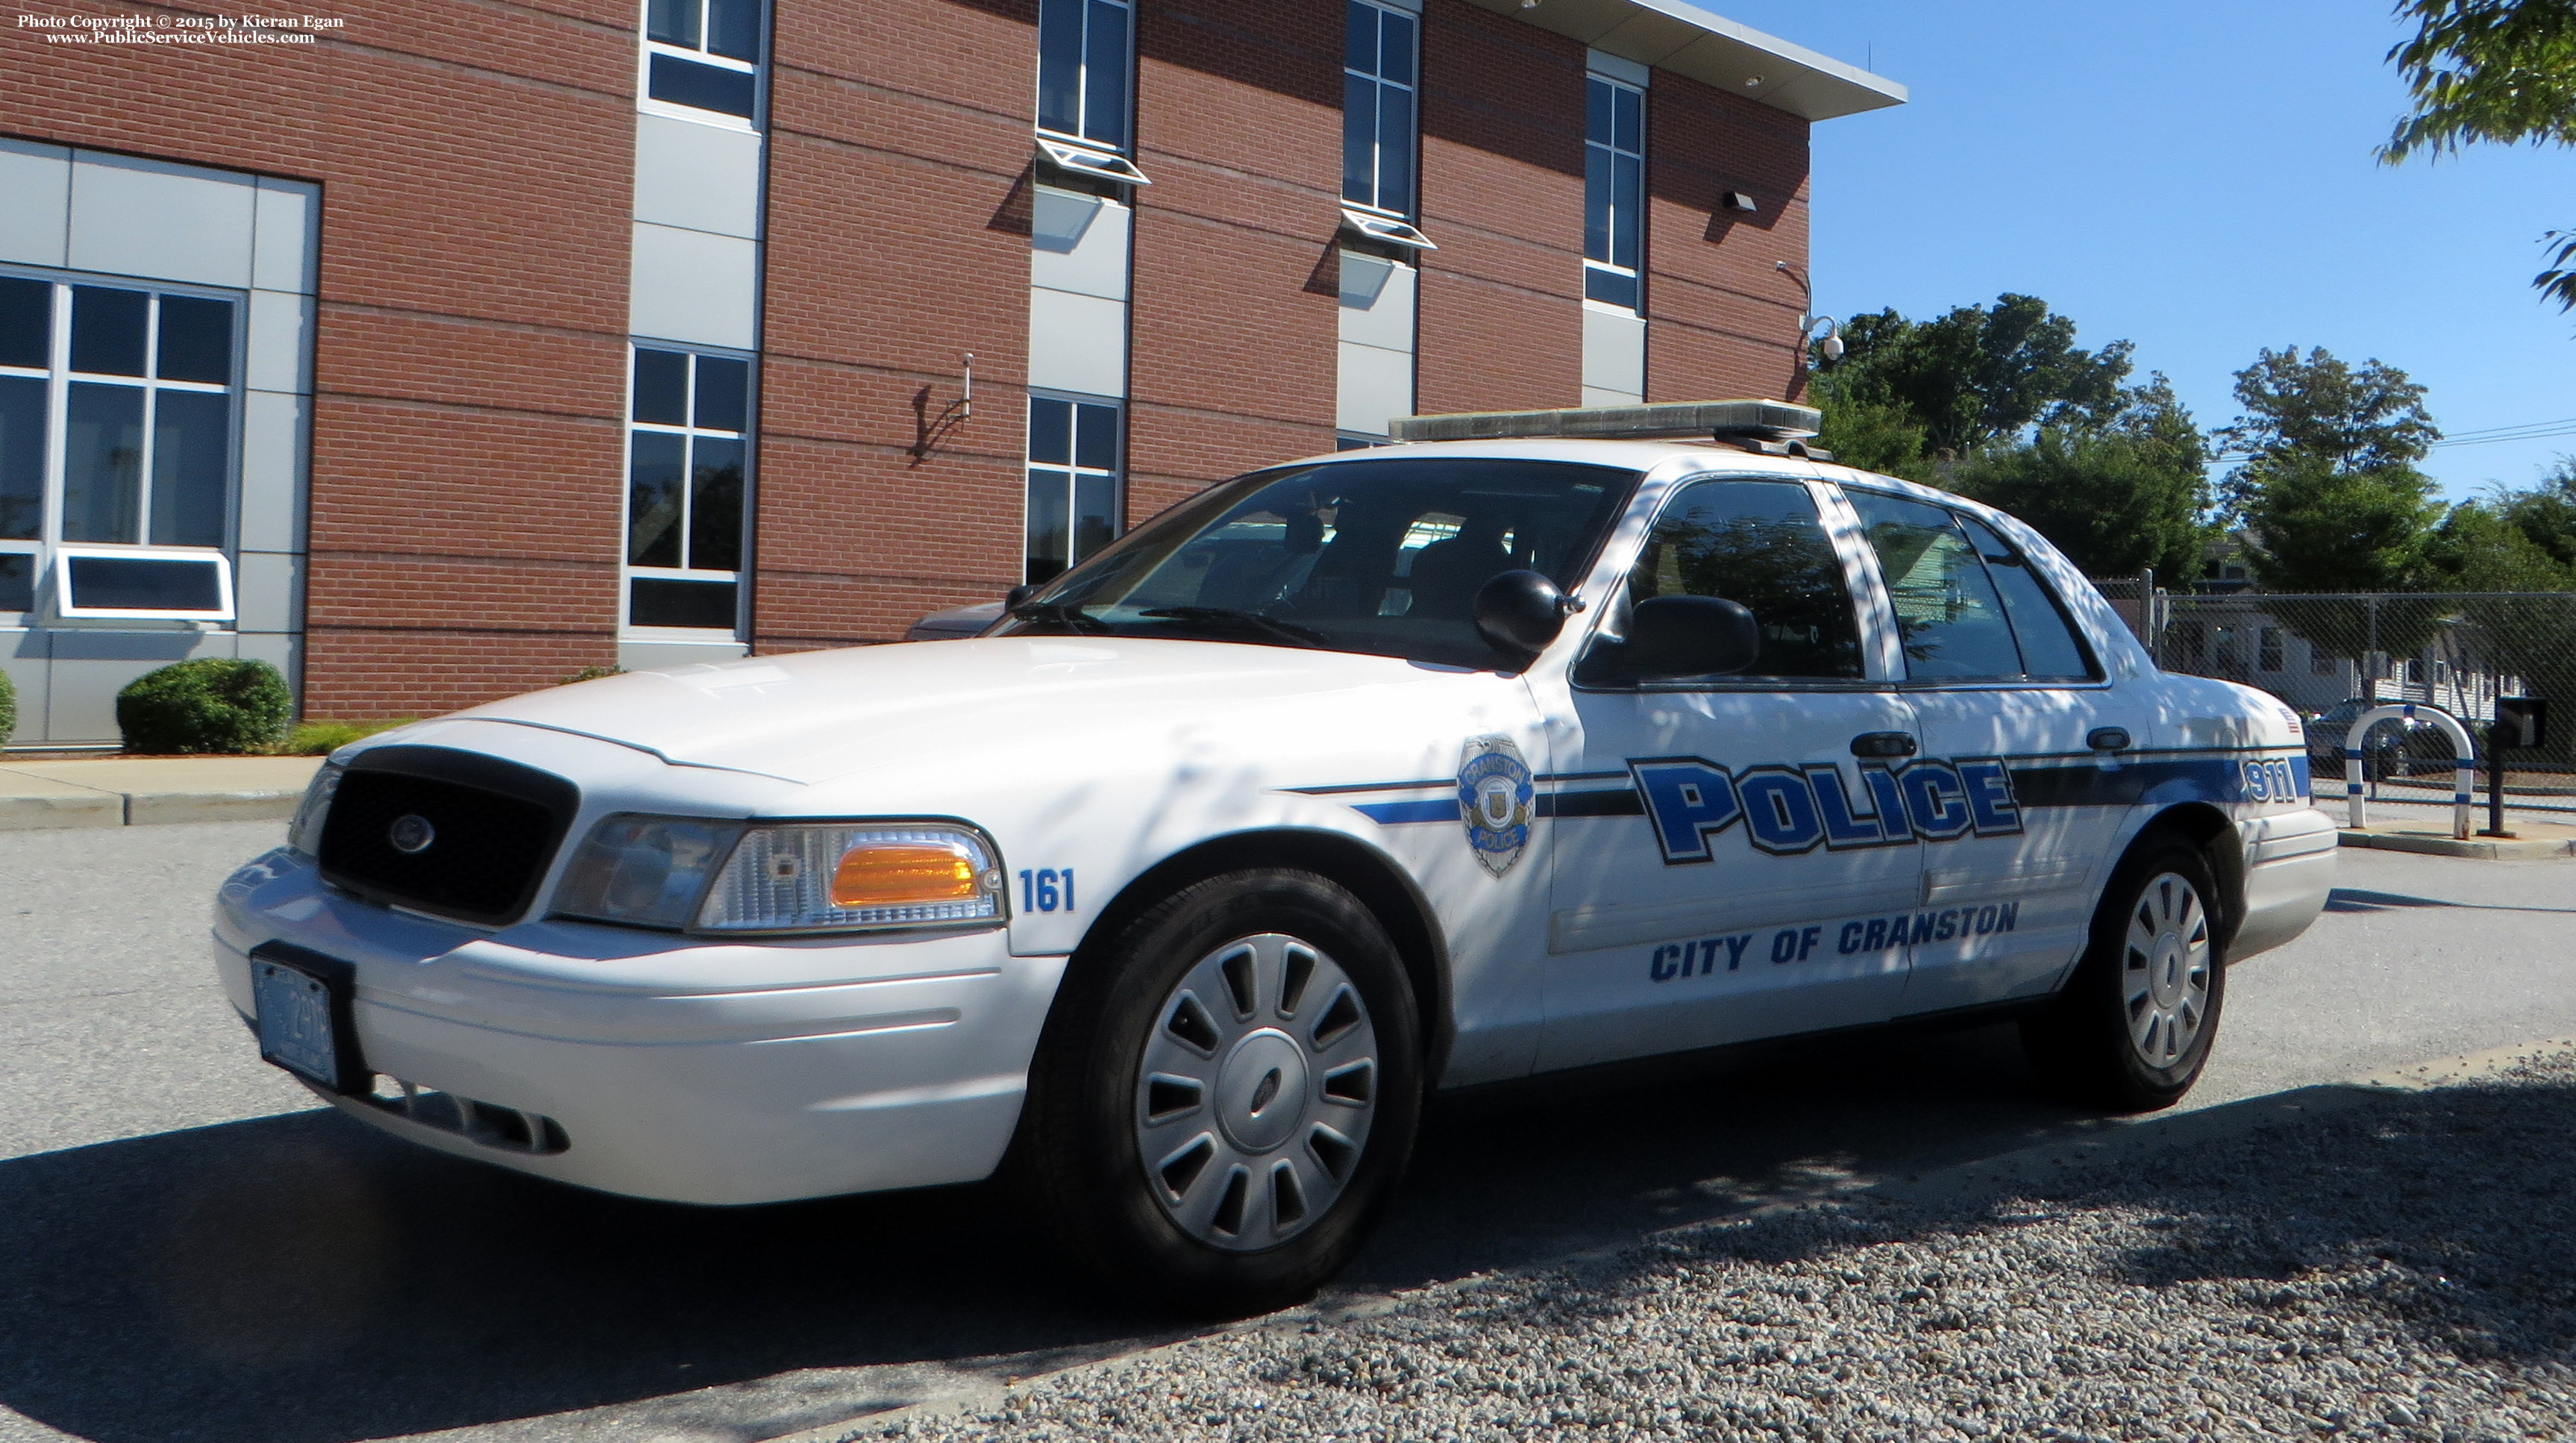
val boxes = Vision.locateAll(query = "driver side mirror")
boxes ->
[1622,595,1761,679]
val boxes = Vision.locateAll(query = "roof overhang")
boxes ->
[1464,0,1906,122]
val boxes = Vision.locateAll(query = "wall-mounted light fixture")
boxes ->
[1723,191,1758,213]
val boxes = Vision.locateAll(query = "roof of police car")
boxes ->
[1281,435,1971,507]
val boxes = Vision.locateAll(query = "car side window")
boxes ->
[1579,478,1864,683]
[1958,516,2099,681]
[1844,489,2024,681]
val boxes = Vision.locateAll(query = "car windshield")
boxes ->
[997,457,1642,669]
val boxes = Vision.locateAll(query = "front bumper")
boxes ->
[214,848,1068,1205]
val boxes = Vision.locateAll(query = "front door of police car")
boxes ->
[1538,478,1924,1072]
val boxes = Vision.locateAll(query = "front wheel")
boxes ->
[2022,834,2227,1112]
[1012,868,1423,1316]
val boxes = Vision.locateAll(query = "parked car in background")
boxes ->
[2305,698,2464,780]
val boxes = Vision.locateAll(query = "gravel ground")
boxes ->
[857,1050,2576,1443]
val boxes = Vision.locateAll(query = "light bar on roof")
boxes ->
[1388,398,1822,444]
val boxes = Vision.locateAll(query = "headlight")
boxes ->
[554,815,744,929]
[695,823,1004,933]
[286,763,343,857]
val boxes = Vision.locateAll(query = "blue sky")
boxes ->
[1713,0,2576,502]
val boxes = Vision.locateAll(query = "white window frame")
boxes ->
[621,342,755,639]
[637,0,765,131]
[1024,389,1124,586]
[0,263,245,625]
[55,545,235,621]
[1584,69,1646,316]
[1343,0,1420,222]
[1035,0,1135,156]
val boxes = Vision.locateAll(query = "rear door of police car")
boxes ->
[1537,475,1925,1071]
[1831,485,2140,1016]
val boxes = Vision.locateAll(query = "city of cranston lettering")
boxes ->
[1649,901,2025,982]
[1627,754,2022,863]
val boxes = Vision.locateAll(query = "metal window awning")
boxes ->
[1466,0,1905,121]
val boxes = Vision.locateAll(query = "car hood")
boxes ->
[443,636,1488,786]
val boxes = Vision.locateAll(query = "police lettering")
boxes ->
[1837,901,2020,955]
[1648,933,1754,982]
[1629,754,2021,864]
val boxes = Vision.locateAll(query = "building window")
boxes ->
[642,0,762,122]
[2257,626,2284,673]
[1026,394,1121,585]
[1343,0,1417,218]
[1036,0,1131,154]
[2310,645,2338,676]
[1584,72,1645,310]
[0,269,241,621]
[626,345,751,633]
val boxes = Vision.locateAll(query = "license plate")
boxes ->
[255,959,341,1089]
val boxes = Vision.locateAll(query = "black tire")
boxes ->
[2021,831,2228,1112]
[1011,868,1423,1317]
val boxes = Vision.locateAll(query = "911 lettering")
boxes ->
[2242,757,2299,803]
[1630,754,2022,865]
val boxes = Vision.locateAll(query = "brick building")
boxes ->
[0,0,1899,745]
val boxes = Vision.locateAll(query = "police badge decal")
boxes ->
[1456,735,1535,876]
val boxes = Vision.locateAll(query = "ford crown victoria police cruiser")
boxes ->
[214,400,2337,1312]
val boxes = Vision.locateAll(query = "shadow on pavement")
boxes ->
[0,1024,2132,1443]
[2326,887,2576,915]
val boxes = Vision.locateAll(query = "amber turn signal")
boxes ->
[830,839,986,909]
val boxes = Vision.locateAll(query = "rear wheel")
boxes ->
[2022,833,2226,1112]
[1012,868,1423,1316]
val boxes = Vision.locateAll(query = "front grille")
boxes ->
[317,748,579,925]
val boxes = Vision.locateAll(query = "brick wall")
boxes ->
[752,0,1038,651]
[1124,0,1347,524]
[3,0,637,719]
[1643,69,1810,405]
[1414,0,1585,416]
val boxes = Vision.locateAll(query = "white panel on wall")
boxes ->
[1582,384,1645,408]
[67,151,257,288]
[233,551,303,634]
[0,141,71,269]
[1338,252,1415,353]
[251,178,321,295]
[1027,287,1128,398]
[1337,340,1413,436]
[245,289,315,395]
[619,638,750,672]
[234,630,301,692]
[1587,48,1650,87]
[236,389,309,554]
[630,222,760,349]
[633,115,763,240]
[1582,306,1646,398]
[1030,187,1129,302]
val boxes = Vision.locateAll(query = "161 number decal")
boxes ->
[1019,868,1076,913]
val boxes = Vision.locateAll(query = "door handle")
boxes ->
[1850,732,1918,759]
[2088,727,2131,752]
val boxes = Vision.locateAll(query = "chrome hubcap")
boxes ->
[2123,871,2211,1068]
[1134,933,1379,1251]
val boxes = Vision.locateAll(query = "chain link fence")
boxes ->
[2093,581,2576,813]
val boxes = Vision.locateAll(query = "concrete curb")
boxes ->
[0,757,319,830]
[2340,826,2576,860]
[776,1035,2576,1443]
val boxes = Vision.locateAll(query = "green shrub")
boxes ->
[116,658,294,754]
[280,716,415,756]
[0,665,15,749]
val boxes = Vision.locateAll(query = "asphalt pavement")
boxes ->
[1,822,2572,1443]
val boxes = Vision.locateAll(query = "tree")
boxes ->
[2423,462,2576,586]
[2382,0,2576,310]
[2240,454,2446,592]
[2215,346,2441,516]
[1823,295,2134,456]
[1946,377,2213,578]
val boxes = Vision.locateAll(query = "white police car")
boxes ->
[216,400,2337,1312]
